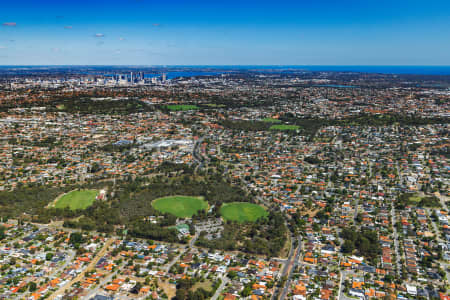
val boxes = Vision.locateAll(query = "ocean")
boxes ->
[139,66,450,79]
[1,65,450,76]
[179,65,450,76]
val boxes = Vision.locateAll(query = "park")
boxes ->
[165,104,199,111]
[152,196,208,218]
[54,189,98,210]
[220,202,268,222]
[269,124,300,131]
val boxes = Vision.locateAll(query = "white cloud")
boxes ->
[94,33,105,38]
[2,22,17,27]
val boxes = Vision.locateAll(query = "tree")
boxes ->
[0,226,5,240]
[312,223,320,232]
[69,232,84,247]
[90,162,101,173]
[355,213,363,223]
[131,282,142,294]
[342,240,355,254]
[28,282,37,292]
[227,270,238,279]
[241,285,252,297]
[46,252,54,261]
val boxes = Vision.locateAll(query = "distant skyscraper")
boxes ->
[162,73,167,82]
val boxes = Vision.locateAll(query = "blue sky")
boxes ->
[0,0,449,65]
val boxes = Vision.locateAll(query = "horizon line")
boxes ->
[1,64,450,67]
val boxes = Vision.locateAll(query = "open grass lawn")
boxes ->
[55,189,97,210]
[397,193,441,208]
[205,103,226,108]
[152,196,207,218]
[159,280,176,300]
[408,193,440,207]
[165,104,199,111]
[408,195,422,203]
[191,280,214,292]
[269,124,300,131]
[220,202,268,222]
[261,117,282,123]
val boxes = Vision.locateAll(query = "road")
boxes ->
[271,234,294,300]
[211,277,229,300]
[338,270,356,300]
[84,270,117,299]
[278,236,302,300]
[165,233,199,272]
[396,162,403,187]
[353,197,360,221]
[52,249,76,275]
[337,270,343,300]
[193,137,207,170]
[390,204,402,276]
[436,192,449,211]
[49,238,115,300]
[426,207,450,282]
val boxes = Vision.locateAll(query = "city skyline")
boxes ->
[1,0,450,65]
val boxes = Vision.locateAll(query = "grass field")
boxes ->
[165,104,199,111]
[152,196,207,218]
[261,117,282,123]
[55,189,98,210]
[269,124,300,131]
[408,195,422,203]
[191,280,214,292]
[205,103,226,108]
[220,202,268,222]
[402,193,441,207]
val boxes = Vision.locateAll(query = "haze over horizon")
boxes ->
[1,0,449,65]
